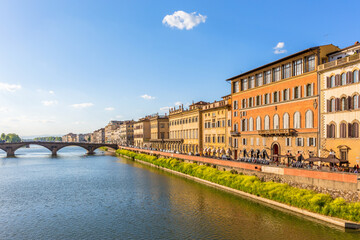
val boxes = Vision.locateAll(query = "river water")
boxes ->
[0,145,358,239]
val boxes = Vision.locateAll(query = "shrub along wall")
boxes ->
[116,149,360,223]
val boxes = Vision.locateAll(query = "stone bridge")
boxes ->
[0,142,118,157]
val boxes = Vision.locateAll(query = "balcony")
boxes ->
[318,53,360,71]
[258,128,296,136]
[230,130,241,136]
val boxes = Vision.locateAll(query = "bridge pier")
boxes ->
[51,147,58,157]
[87,146,95,155]
[6,147,15,157]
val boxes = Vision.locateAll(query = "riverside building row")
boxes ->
[65,42,360,166]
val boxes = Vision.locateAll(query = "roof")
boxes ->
[327,41,360,56]
[226,46,325,81]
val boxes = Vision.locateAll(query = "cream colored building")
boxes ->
[167,101,208,154]
[134,117,151,148]
[319,42,360,166]
[202,96,232,157]
[119,121,134,146]
[104,121,123,143]
[149,114,169,150]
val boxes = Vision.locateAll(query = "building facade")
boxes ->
[149,114,169,150]
[62,133,77,142]
[228,45,339,161]
[119,121,134,146]
[104,121,123,143]
[201,96,232,157]
[134,117,151,148]
[319,42,360,166]
[91,128,105,143]
[167,102,208,154]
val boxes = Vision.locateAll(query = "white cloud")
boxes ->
[0,107,8,113]
[49,90,55,94]
[162,11,207,30]
[42,100,58,106]
[175,101,182,106]
[105,107,115,111]
[141,94,155,100]
[160,106,171,111]
[70,102,94,109]
[273,42,287,54]
[0,82,21,92]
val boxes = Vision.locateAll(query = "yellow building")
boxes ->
[149,114,169,150]
[319,42,360,166]
[133,117,151,148]
[202,96,232,157]
[167,102,208,154]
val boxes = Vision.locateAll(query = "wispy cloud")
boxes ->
[42,100,58,106]
[104,107,115,111]
[141,94,155,100]
[70,102,94,109]
[160,106,171,111]
[49,90,55,94]
[162,11,207,30]
[175,101,182,106]
[0,107,9,113]
[0,82,21,92]
[273,42,287,54]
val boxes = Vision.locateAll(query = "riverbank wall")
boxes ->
[117,151,360,229]
[120,147,360,202]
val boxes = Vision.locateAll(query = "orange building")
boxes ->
[228,45,339,161]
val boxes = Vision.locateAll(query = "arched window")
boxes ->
[354,95,359,109]
[352,122,359,138]
[264,115,270,130]
[294,86,299,99]
[273,114,279,129]
[283,89,289,101]
[354,70,359,83]
[341,97,346,111]
[306,84,312,96]
[249,117,254,131]
[241,119,247,131]
[327,123,336,138]
[305,110,314,128]
[330,98,336,112]
[330,76,335,88]
[273,92,278,102]
[256,116,261,130]
[340,122,347,138]
[293,112,301,129]
[283,113,290,129]
[341,73,346,85]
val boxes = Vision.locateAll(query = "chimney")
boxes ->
[355,41,360,45]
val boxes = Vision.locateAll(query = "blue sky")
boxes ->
[0,0,359,137]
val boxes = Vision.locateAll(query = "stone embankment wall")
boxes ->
[120,147,360,202]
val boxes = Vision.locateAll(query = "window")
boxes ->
[305,110,314,128]
[351,122,359,138]
[307,137,316,147]
[354,95,359,109]
[248,97,253,107]
[241,78,248,91]
[273,114,279,129]
[233,81,240,93]
[283,113,290,129]
[250,138,254,146]
[306,84,312,97]
[249,76,255,89]
[256,138,260,146]
[256,116,261,130]
[340,123,347,138]
[354,70,359,83]
[242,99,247,108]
[306,55,315,72]
[295,138,304,146]
[263,138,266,146]
[264,70,271,84]
[249,117,254,131]
[228,120,231,127]
[256,95,261,106]
[233,100,238,110]
[330,98,336,112]
[242,138,247,145]
[293,59,303,76]
[327,123,336,138]
[282,63,291,79]
[256,73,263,87]
[264,115,270,130]
[241,119,247,131]
[294,86,300,99]
[285,138,291,146]
[293,112,301,129]
[341,97,346,111]
[283,89,289,101]
[233,123,238,132]
[273,91,278,103]
[264,93,270,104]
[233,138,238,148]
[330,76,335,88]
[273,67,280,82]
[341,73,346,86]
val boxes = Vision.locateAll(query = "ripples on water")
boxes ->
[0,146,358,239]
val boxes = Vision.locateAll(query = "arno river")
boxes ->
[0,146,358,239]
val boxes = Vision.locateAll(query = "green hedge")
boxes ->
[116,149,360,222]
